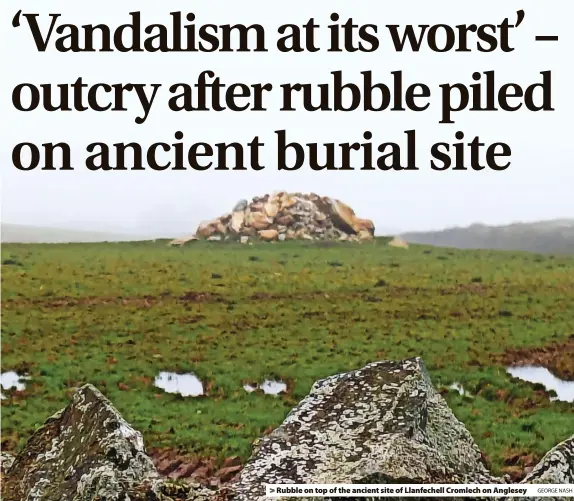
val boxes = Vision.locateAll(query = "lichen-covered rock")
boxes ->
[1,384,157,501]
[518,434,573,500]
[0,452,15,474]
[126,478,217,501]
[227,358,499,501]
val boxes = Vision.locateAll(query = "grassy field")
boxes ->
[1,239,573,476]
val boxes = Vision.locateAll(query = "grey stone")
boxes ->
[1,384,157,501]
[515,434,574,501]
[227,358,500,501]
[1,452,15,474]
[233,199,248,212]
[125,478,217,501]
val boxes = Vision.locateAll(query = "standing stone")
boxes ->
[227,358,499,501]
[1,384,157,501]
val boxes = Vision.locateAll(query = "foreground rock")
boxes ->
[192,192,375,243]
[1,384,158,501]
[2,361,572,501]
[521,434,574,485]
[227,358,500,500]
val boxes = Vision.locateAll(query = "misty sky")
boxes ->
[1,0,573,237]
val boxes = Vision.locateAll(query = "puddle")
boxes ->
[507,366,574,403]
[449,382,467,396]
[154,372,203,397]
[1,372,30,399]
[243,380,287,395]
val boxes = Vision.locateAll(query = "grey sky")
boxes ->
[1,0,572,237]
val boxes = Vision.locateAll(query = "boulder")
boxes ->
[250,202,265,212]
[1,452,15,474]
[228,358,499,500]
[264,200,280,218]
[314,211,327,223]
[230,211,245,233]
[358,229,374,241]
[317,198,375,237]
[233,199,248,212]
[1,384,157,501]
[219,213,232,224]
[520,434,574,485]
[197,219,226,238]
[389,236,409,248]
[258,229,279,242]
[127,479,215,500]
[245,211,272,230]
[2,363,573,501]
[279,194,297,210]
[168,235,199,247]
[355,217,375,234]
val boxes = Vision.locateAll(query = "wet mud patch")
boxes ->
[3,295,165,309]
[148,449,243,487]
[495,336,574,381]
[179,291,225,303]
[4,291,226,309]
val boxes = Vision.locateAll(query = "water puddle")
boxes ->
[154,372,203,397]
[1,372,30,399]
[449,382,467,396]
[243,380,287,395]
[507,366,574,403]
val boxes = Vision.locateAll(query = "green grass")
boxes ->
[1,239,573,473]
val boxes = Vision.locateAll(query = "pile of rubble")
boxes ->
[194,192,375,243]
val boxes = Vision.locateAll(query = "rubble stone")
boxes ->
[193,192,375,242]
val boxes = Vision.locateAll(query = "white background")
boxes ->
[1,0,572,236]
